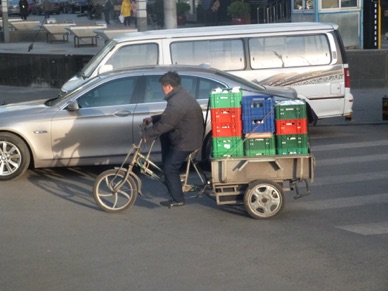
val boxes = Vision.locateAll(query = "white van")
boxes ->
[61,22,353,122]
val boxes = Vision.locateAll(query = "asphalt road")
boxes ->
[0,85,387,290]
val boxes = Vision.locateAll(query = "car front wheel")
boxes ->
[0,133,31,181]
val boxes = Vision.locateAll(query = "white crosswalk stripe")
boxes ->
[316,154,388,166]
[290,193,388,211]
[313,171,388,186]
[336,222,388,235]
[293,139,388,236]
[311,140,388,151]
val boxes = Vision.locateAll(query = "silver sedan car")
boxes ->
[0,65,297,180]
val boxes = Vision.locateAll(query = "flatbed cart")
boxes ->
[208,154,315,219]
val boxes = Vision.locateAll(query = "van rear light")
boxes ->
[344,67,350,88]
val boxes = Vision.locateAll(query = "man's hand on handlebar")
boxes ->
[140,117,153,142]
[143,117,153,126]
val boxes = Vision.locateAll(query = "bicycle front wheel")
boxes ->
[93,169,138,213]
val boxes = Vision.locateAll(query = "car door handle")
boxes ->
[113,110,131,117]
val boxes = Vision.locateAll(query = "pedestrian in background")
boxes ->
[120,0,132,28]
[19,0,29,20]
[130,0,137,27]
[43,0,52,19]
[103,0,113,24]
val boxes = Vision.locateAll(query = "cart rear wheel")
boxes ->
[244,179,284,219]
[93,169,138,213]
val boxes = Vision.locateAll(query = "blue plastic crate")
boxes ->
[242,114,275,133]
[242,95,274,120]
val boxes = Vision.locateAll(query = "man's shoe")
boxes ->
[160,200,185,208]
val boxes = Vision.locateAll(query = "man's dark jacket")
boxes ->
[144,86,204,152]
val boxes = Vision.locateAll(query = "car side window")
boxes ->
[144,76,164,103]
[77,77,136,108]
[197,78,226,100]
[180,76,196,97]
[143,75,226,103]
[181,75,225,99]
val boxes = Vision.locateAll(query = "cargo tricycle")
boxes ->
[92,123,315,219]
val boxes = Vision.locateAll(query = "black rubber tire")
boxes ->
[199,133,212,171]
[0,133,30,181]
[244,179,284,219]
[93,169,138,213]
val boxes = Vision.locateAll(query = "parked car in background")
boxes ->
[58,0,67,12]
[28,0,35,14]
[31,0,61,15]
[0,65,296,180]
[9,0,21,15]
[68,0,89,13]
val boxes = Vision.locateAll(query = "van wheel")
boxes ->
[0,133,30,181]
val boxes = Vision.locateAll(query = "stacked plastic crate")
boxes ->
[241,95,276,156]
[210,88,244,158]
[275,100,309,154]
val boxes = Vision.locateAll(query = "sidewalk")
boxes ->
[0,13,131,55]
[0,13,197,55]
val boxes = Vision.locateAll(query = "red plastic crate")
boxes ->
[211,108,242,124]
[212,121,243,137]
[275,118,308,135]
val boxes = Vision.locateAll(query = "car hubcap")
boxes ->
[0,141,21,176]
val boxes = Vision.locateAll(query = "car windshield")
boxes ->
[80,40,117,78]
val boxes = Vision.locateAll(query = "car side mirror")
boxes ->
[98,64,113,75]
[66,100,80,111]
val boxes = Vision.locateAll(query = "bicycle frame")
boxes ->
[110,136,163,197]
[93,122,209,213]
[111,134,207,197]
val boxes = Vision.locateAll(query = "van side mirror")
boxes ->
[98,64,114,75]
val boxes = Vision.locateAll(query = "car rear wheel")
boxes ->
[0,133,31,181]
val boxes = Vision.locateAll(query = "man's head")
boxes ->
[159,71,181,95]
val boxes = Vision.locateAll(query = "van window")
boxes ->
[170,40,245,71]
[249,35,331,69]
[105,43,158,70]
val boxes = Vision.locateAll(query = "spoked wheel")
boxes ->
[93,169,138,213]
[244,179,284,219]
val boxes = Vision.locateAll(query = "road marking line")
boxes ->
[336,221,388,235]
[311,140,388,152]
[312,171,388,186]
[289,193,388,211]
[316,154,388,166]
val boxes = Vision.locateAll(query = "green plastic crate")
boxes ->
[275,103,307,120]
[277,148,309,155]
[212,137,244,158]
[210,90,243,109]
[244,136,276,156]
[276,134,309,155]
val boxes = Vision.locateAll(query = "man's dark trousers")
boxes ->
[163,149,191,203]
